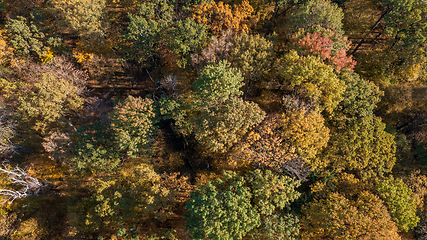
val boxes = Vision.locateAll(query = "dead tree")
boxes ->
[0,163,46,205]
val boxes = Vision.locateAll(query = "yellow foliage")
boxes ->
[282,104,330,170]
[39,49,54,63]
[73,48,94,64]
[191,0,254,35]
[0,30,15,66]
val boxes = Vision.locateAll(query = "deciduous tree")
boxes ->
[287,0,344,34]
[277,50,346,113]
[377,176,419,232]
[301,191,400,240]
[191,0,254,35]
[111,96,158,158]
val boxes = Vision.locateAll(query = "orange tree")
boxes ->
[191,0,254,35]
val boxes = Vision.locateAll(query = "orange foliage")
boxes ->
[191,1,254,35]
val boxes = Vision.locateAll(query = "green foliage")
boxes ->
[332,72,383,120]
[86,163,172,231]
[49,0,107,40]
[4,16,60,61]
[185,170,301,240]
[72,122,120,174]
[301,191,400,239]
[185,171,260,240]
[0,73,84,134]
[184,61,265,152]
[326,116,396,179]
[168,18,209,68]
[192,60,244,102]
[278,50,346,113]
[230,32,273,79]
[287,0,344,34]
[376,176,420,232]
[111,96,158,158]
[187,96,265,153]
[248,170,301,240]
[122,0,174,66]
[249,169,301,215]
[383,0,427,57]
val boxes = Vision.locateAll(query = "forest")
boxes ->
[0,0,426,239]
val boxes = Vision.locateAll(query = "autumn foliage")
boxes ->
[191,1,254,35]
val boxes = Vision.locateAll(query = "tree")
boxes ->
[192,60,244,101]
[184,61,265,153]
[0,72,84,135]
[168,18,209,68]
[230,114,311,180]
[294,30,356,73]
[4,16,60,61]
[187,96,265,153]
[277,50,346,113]
[287,0,344,34]
[185,171,260,240]
[383,0,427,57]
[191,0,254,35]
[85,163,173,231]
[185,170,301,240]
[281,96,330,170]
[326,116,396,180]
[121,0,174,66]
[111,96,158,158]
[331,72,383,121]
[0,163,46,205]
[300,191,400,240]
[0,107,16,155]
[71,122,120,174]
[230,32,273,99]
[48,0,107,42]
[248,170,301,240]
[376,176,419,232]
[191,29,234,71]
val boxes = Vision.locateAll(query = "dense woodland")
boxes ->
[0,0,426,239]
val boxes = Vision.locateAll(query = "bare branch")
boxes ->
[0,163,46,205]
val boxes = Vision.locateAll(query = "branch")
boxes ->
[0,163,46,205]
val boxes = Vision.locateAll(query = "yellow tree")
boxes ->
[191,0,254,35]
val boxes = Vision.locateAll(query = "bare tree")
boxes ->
[0,163,46,205]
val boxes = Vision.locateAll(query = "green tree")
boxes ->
[377,176,419,232]
[287,0,344,34]
[230,32,273,99]
[71,122,120,174]
[185,171,260,240]
[0,73,84,134]
[85,163,172,231]
[383,0,427,56]
[248,170,301,240]
[277,50,346,113]
[326,116,396,179]
[4,16,60,61]
[185,170,301,240]
[122,0,174,66]
[192,60,244,101]
[111,96,158,158]
[168,18,209,68]
[332,72,383,121]
[187,96,265,153]
[49,0,107,41]
[185,61,265,153]
[301,191,400,240]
